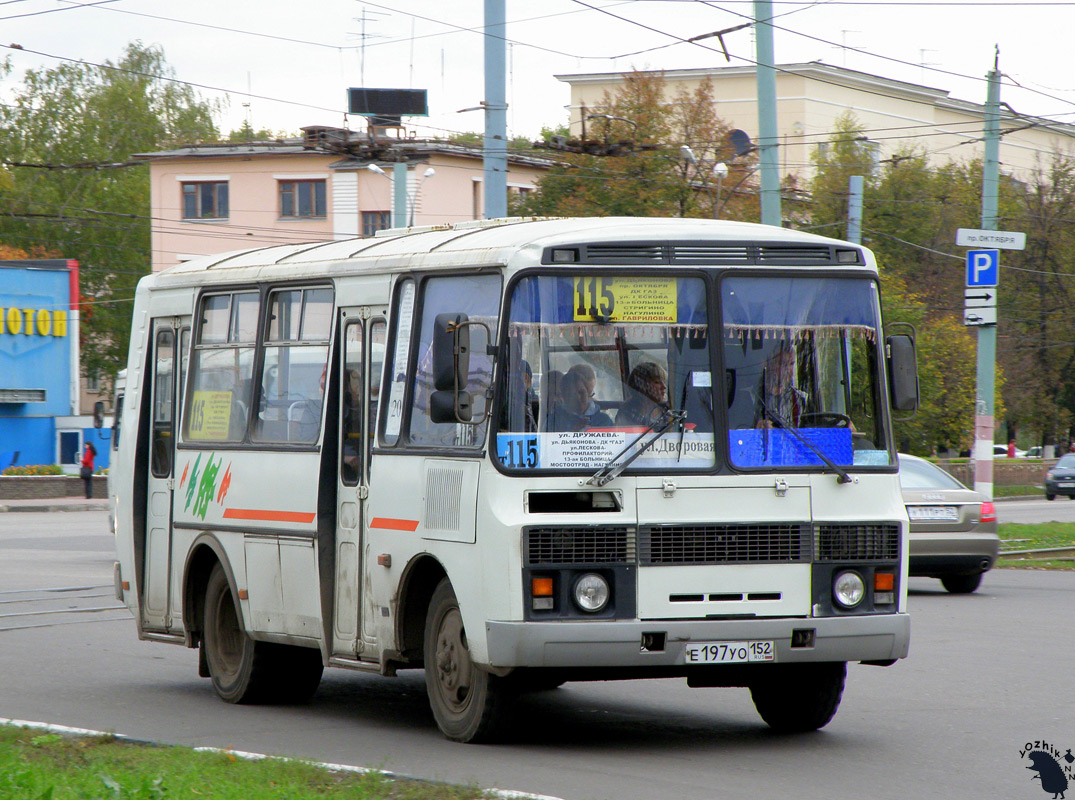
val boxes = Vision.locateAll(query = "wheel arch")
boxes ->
[394,553,447,667]
[182,533,242,649]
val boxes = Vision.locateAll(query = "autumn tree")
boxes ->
[0,42,219,384]
[517,71,757,220]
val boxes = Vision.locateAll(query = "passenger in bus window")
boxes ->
[755,344,807,429]
[615,362,668,427]
[566,363,609,428]
[549,370,613,431]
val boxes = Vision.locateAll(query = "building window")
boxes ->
[279,179,327,218]
[85,375,100,393]
[182,182,229,219]
[362,211,391,237]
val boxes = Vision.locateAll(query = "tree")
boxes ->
[806,114,1006,455]
[0,42,219,385]
[517,71,757,220]
[995,153,1075,449]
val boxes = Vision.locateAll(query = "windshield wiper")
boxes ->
[586,408,686,487]
[758,402,853,484]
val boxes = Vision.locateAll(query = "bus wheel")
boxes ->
[940,573,982,594]
[749,662,846,733]
[202,563,322,704]
[424,578,511,742]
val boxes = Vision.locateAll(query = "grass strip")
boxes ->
[0,725,490,800]
[998,522,1075,570]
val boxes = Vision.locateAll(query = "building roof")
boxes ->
[556,61,1075,139]
[133,129,556,169]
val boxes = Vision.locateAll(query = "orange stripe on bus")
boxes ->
[222,508,317,523]
[369,517,420,531]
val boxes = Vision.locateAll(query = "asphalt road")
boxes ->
[1,510,1072,800]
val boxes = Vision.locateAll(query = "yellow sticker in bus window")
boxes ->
[187,390,233,441]
[572,277,677,323]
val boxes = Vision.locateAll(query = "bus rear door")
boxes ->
[142,317,189,632]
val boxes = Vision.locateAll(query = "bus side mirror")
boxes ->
[93,400,105,429]
[887,333,919,412]
[432,312,469,391]
[430,312,473,423]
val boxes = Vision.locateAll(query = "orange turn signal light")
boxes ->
[532,577,554,597]
[874,572,895,592]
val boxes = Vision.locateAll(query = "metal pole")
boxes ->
[974,56,1001,498]
[847,175,863,244]
[754,0,781,227]
[392,163,408,229]
[483,0,508,219]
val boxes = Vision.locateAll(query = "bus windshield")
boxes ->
[722,275,890,468]
[496,273,715,472]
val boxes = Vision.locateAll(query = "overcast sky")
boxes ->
[2,0,1072,144]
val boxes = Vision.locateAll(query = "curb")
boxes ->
[0,718,565,800]
[0,502,109,513]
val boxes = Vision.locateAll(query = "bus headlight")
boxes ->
[572,573,610,613]
[833,571,865,609]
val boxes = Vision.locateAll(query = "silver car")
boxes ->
[899,453,1000,593]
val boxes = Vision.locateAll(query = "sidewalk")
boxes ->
[0,496,110,513]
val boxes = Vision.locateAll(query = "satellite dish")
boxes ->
[728,129,753,156]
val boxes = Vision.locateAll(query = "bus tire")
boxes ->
[940,572,982,594]
[424,578,511,743]
[202,563,322,705]
[749,662,846,733]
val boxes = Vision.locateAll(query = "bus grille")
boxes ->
[638,523,811,565]
[815,523,900,561]
[524,526,636,565]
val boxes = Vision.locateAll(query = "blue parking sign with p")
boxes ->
[966,249,999,287]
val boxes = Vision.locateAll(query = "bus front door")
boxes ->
[142,318,188,632]
[332,311,386,657]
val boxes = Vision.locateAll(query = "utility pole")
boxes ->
[754,0,781,227]
[847,175,863,244]
[974,52,1002,498]
[483,0,508,219]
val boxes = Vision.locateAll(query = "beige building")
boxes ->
[557,62,1075,185]
[136,128,551,273]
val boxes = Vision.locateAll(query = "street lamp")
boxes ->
[712,162,728,219]
[367,164,436,228]
[409,167,436,227]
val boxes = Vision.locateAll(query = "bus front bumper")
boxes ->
[485,613,909,669]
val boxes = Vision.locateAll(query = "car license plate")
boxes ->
[908,505,958,521]
[1059,482,1075,488]
[685,640,775,664]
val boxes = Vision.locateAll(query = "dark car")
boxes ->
[899,453,999,594]
[1045,453,1075,500]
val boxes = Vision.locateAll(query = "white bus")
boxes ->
[112,217,918,742]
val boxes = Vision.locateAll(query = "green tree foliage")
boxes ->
[517,71,757,220]
[995,153,1075,448]
[0,42,219,385]
[807,113,1006,455]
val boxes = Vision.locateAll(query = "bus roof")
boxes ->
[147,217,872,289]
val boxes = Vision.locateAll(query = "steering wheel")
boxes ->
[798,412,852,428]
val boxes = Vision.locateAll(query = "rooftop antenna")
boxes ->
[918,48,939,83]
[351,6,388,86]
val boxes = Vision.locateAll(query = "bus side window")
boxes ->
[341,320,363,485]
[185,292,258,444]
[150,328,174,477]
[253,287,333,445]
[407,273,501,448]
